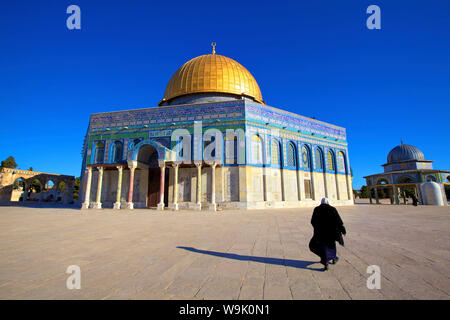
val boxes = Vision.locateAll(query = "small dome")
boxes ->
[159,53,263,105]
[387,144,425,163]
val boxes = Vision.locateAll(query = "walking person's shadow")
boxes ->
[177,246,324,271]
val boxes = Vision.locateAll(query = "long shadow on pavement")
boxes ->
[177,246,324,271]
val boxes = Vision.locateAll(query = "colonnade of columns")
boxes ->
[21,179,74,204]
[81,160,220,211]
[368,184,421,205]
[170,161,218,211]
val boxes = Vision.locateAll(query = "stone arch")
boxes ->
[12,177,25,191]
[43,178,57,202]
[45,179,55,190]
[376,177,390,185]
[11,177,26,201]
[136,145,159,168]
[128,139,170,163]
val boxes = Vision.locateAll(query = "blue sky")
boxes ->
[1,0,449,188]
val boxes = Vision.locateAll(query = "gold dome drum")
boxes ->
[159,54,263,105]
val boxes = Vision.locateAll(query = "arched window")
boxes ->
[327,150,335,171]
[113,141,123,163]
[95,142,105,164]
[271,140,281,167]
[252,135,263,164]
[315,148,324,170]
[302,145,311,169]
[338,151,346,173]
[287,142,296,167]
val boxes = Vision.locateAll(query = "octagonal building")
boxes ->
[79,47,354,210]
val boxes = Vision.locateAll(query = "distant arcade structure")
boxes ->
[364,143,449,205]
[0,168,75,204]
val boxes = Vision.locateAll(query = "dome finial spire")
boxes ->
[401,138,403,145]
[211,42,216,55]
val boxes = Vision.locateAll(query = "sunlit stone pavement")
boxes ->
[0,201,449,300]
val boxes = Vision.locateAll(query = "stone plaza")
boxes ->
[0,202,449,300]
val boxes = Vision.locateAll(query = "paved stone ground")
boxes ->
[0,202,449,300]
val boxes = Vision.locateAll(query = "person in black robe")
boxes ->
[309,198,346,271]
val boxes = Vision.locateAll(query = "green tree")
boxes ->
[0,156,18,170]
[73,177,80,200]
[360,185,369,198]
[29,167,33,171]
[30,180,41,193]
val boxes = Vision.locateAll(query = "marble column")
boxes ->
[194,161,202,211]
[323,172,329,199]
[335,173,340,201]
[113,166,123,209]
[127,166,136,209]
[171,163,179,210]
[81,167,92,209]
[157,162,166,211]
[210,162,217,211]
[93,166,104,209]
[393,186,400,205]
[369,187,373,204]
[346,174,352,201]
[374,187,380,204]
[280,168,286,201]
[310,171,316,201]
[296,170,302,201]
[221,166,225,203]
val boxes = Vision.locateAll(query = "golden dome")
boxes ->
[159,53,263,105]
